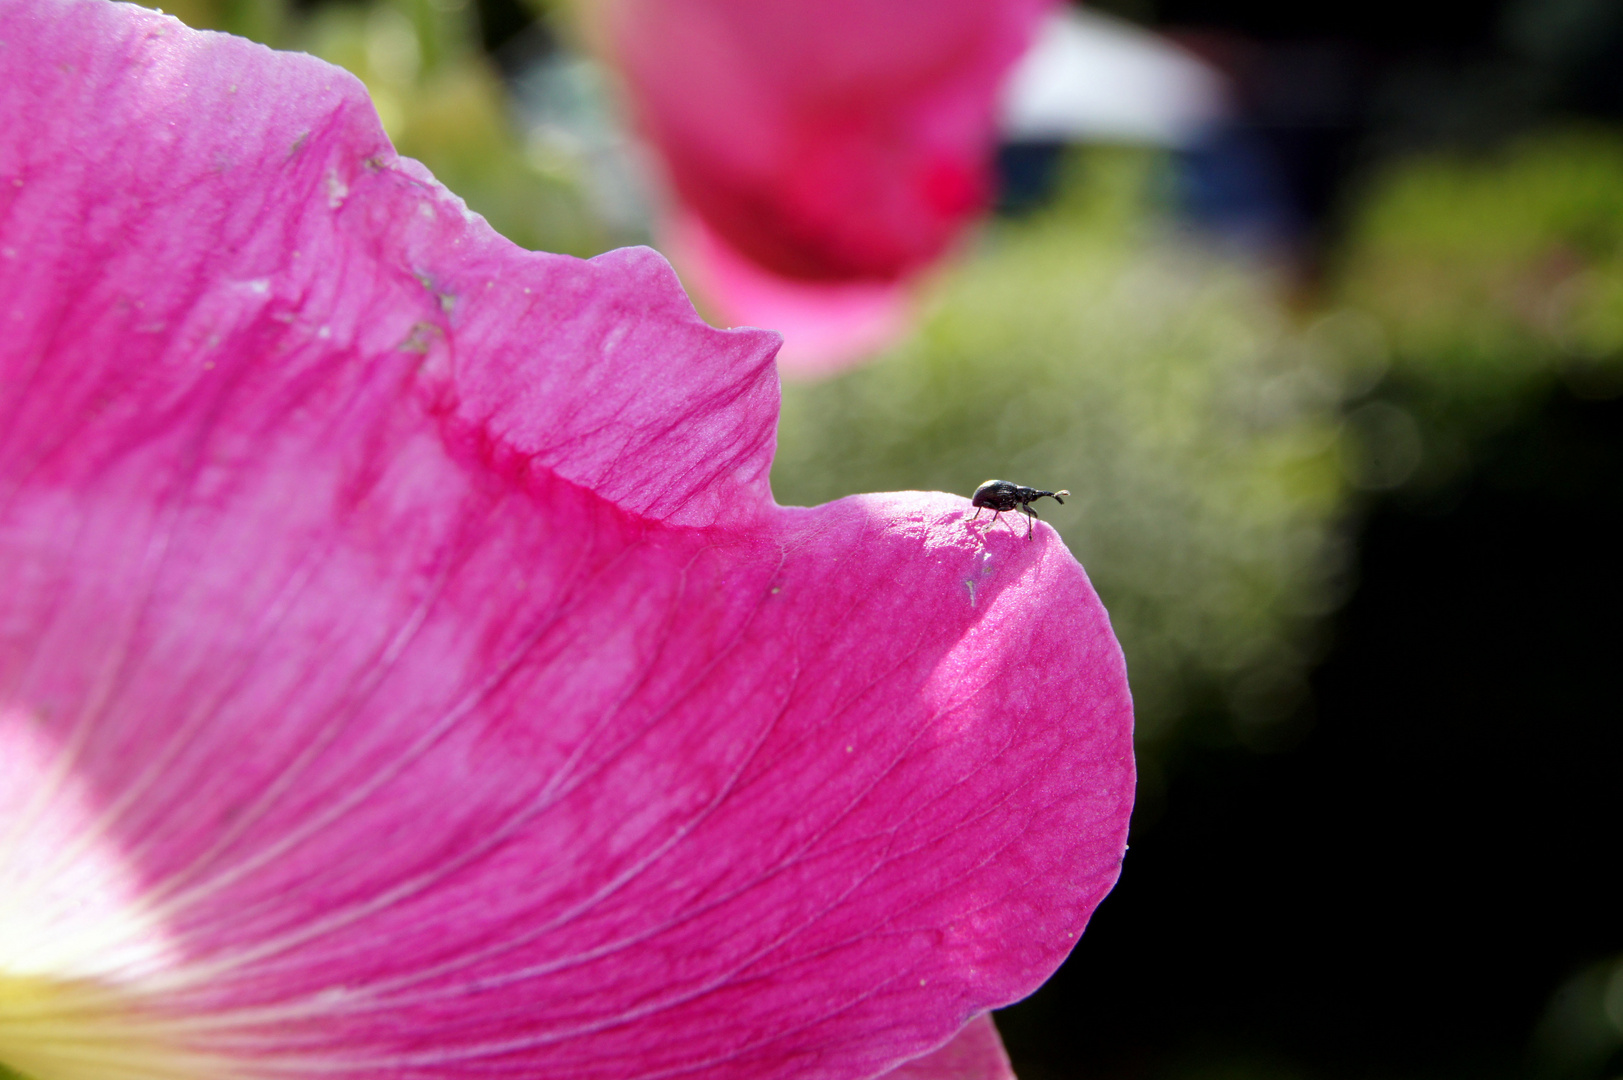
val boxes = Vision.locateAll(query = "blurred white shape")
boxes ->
[1000,7,1229,147]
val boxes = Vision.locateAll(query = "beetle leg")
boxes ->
[971,506,983,521]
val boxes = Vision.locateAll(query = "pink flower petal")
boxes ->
[666,211,916,378]
[883,1015,1015,1080]
[0,4,1132,1079]
[599,0,1054,283]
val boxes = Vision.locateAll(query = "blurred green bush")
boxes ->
[1335,129,1623,487]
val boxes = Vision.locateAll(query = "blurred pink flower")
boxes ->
[0,3,1132,1078]
[662,211,918,379]
[597,0,1054,374]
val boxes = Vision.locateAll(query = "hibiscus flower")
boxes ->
[0,3,1134,1078]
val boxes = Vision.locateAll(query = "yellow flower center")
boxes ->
[0,974,230,1080]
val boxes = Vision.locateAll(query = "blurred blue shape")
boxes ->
[1173,123,1303,249]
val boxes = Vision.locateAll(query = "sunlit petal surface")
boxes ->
[0,3,1133,1078]
[883,1015,1015,1080]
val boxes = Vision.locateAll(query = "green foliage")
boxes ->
[1337,129,1623,430]
[773,151,1350,751]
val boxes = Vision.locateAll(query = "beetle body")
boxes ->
[970,479,1070,539]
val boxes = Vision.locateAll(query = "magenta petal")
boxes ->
[601,0,1055,283]
[883,1015,1016,1080]
[0,4,1132,1079]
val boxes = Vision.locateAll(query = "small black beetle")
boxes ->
[970,480,1070,539]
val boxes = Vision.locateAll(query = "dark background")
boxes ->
[998,383,1623,1080]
